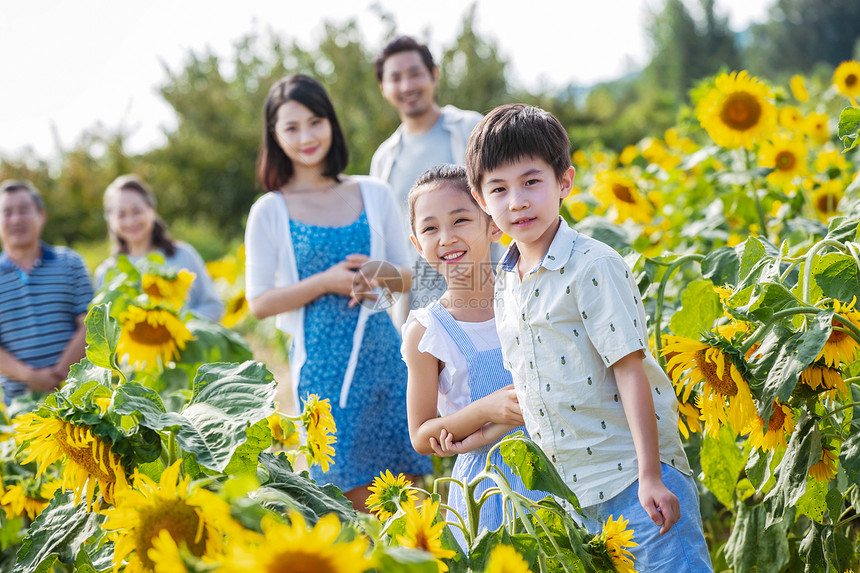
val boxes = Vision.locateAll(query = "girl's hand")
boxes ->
[322,254,369,301]
[479,384,525,426]
[429,428,482,456]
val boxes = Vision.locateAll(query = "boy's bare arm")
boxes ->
[614,350,680,535]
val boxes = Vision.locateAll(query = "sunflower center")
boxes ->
[767,405,785,432]
[694,349,738,396]
[815,192,840,214]
[268,552,337,573]
[846,74,858,88]
[720,92,762,130]
[128,321,175,345]
[774,150,796,171]
[611,183,635,204]
[54,428,116,483]
[143,283,165,299]
[828,319,847,343]
[413,529,432,552]
[137,500,207,569]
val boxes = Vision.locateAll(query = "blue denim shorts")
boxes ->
[580,463,713,572]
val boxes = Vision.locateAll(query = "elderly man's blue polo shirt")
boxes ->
[0,244,93,404]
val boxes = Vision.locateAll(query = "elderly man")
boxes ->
[0,180,93,406]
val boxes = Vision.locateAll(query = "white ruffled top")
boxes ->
[402,306,501,417]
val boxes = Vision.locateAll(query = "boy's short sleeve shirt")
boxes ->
[494,220,690,507]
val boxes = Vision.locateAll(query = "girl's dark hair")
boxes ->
[407,164,489,234]
[257,74,349,191]
[104,174,176,257]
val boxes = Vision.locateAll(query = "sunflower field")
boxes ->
[1,63,860,572]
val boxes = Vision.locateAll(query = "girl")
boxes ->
[401,164,545,544]
[244,74,432,510]
[96,174,224,322]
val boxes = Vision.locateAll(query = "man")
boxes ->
[370,35,485,314]
[0,180,93,407]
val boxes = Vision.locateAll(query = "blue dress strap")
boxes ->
[428,302,478,361]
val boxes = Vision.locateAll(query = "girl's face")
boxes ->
[410,184,498,280]
[273,100,333,171]
[107,188,156,250]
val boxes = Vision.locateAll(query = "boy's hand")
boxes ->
[638,478,680,535]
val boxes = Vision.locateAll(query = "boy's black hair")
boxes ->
[466,104,571,194]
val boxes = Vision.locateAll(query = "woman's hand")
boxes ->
[321,254,370,302]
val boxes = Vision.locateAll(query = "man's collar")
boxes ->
[0,243,55,273]
[498,218,578,274]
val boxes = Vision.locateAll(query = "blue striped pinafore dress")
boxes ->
[428,303,546,545]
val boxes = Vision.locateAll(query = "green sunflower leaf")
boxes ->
[668,279,722,338]
[498,432,580,512]
[724,501,790,573]
[837,106,860,152]
[14,491,106,573]
[84,303,120,371]
[764,413,820,526]
[701,425,744,508]
[812,252,860,305]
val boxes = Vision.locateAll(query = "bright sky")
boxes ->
[0,0,774,159]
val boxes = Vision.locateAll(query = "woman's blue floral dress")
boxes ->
[291,211,432,491]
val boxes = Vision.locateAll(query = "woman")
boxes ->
[244,74,431,509]
[96,174,224,322]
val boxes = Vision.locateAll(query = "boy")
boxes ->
[466,104,713,571]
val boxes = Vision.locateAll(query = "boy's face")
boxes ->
[472,156,574,257]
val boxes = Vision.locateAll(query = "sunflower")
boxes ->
[619,145,639,166]
[814,147,850,175]
[641,137,681,171]
[267,412,301,450]
[816,298,860,367]
[366,470,418,521]
[103,461,236,573]
[142,270,194,310]
[662,336,758,437]
[802,112,830,145]
[117,305,194,368]
[15,413,129,509]
[696,71,777,149]
[758,134,807,187]
[744,401,796,452]
[590,171,654,224]
[300,394,337,471]
[811,181,844,220]
[592,515,637,573]
[799,363,848,399]
[0,478,61,520]
[221,512,373,573]
[677,396,702,440]
[809,442,840,483]
[396,499,457,572]
[221,290,249,328]
[484,544,530,573]
[147,529,192,573]
[790,75,809,103]
[833,61,860,102]
[778,106,804,131]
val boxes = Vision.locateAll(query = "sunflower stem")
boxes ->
[653,254,704,368]
[167,430,178,466]
[738,306,822,354]
[818,401,860,422]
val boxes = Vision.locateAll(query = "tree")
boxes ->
[744,0,860,77]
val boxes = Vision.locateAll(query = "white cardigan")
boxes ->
[244,176,412,409]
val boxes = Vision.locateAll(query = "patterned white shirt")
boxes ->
[494,219,690,507]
